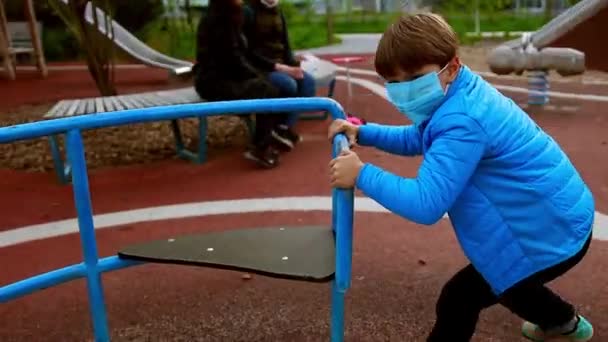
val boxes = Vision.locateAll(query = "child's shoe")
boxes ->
[243,144,280,169]
[271,125,301,152]
[522,315,593,341]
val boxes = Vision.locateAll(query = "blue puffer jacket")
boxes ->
[355,65,594,295]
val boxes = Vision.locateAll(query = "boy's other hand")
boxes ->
[275,63,304,79]
[329,150,364,189]
[328,119,359,147]
[289,66,304,79]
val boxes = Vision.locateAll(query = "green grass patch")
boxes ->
[445,12,550,41]
[39,10,552,62]
[288,24,340,50]
[139,16,337,60]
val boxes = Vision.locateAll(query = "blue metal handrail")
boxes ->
[0,97,354,342]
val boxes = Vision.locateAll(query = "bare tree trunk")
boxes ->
[79,0,115,96]
[49,0,116,96]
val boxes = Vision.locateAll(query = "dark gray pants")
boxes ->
[195,75,289,147]
[428,232,592,342]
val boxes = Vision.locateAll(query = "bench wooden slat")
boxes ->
[102,97,115,112]
[53,100,76,118]
[142,94,164,107]
[111,95,128,110]
[157,89,195,104]
[138,94,159,107]
[44,100,69,118]
[118,95,132,109]
[86,99,96,114]
[120,95,141,109]
[76,99,89,115]
[94,98,105,113]
[108,96,124,111]
[172,91,193,104]
[131,94,152,106]
[149,93,174,106]
[66,100,81,117]
[153,92,180,105]
[127,95,148,109]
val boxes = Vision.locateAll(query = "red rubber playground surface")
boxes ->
[2,60,608,341]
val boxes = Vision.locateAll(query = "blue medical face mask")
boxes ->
[385,64,450,126]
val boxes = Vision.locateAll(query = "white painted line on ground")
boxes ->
[338,74,608,103]
[474,70,608,86]
[338,66,608,86]
[1,196,607,248]
[492,84,608,102]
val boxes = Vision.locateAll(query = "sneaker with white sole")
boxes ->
[243,144,280,169]
[271,125,302,152]
[522,315,593,342]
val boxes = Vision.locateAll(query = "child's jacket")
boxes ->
[355,65,594,295]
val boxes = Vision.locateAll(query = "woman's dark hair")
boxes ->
[207,0,244,26]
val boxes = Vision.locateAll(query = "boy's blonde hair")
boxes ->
[375,12,459,79]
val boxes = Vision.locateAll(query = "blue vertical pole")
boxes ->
[197,116,208,163]
[65,129,110,342]
[330,133,355,342]
[330,280,345,342]
[332,188,338,231]
[335,187,354,292]
[48,135,69,184]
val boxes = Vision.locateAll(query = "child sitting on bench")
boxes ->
[328,12,594,342]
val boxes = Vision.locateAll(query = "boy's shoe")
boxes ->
[522,315,593,342]
[243,144,280,169]
[271,125,302,152]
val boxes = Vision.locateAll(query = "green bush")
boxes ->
[42,28,81,61]
[111,0,165,36]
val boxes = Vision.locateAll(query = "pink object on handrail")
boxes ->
[346,114,366,126]
[330,56,367,64]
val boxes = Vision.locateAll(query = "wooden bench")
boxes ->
[44,87,336,184]
[44,57,338,184]
[44,87,257,184]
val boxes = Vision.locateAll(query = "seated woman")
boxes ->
[243,0,317,147]
[193,0,293,168]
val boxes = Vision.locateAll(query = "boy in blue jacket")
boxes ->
[328,13,595,342]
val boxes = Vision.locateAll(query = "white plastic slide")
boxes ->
[61,0,194,75]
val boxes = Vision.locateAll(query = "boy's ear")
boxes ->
[447,56,461,82]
